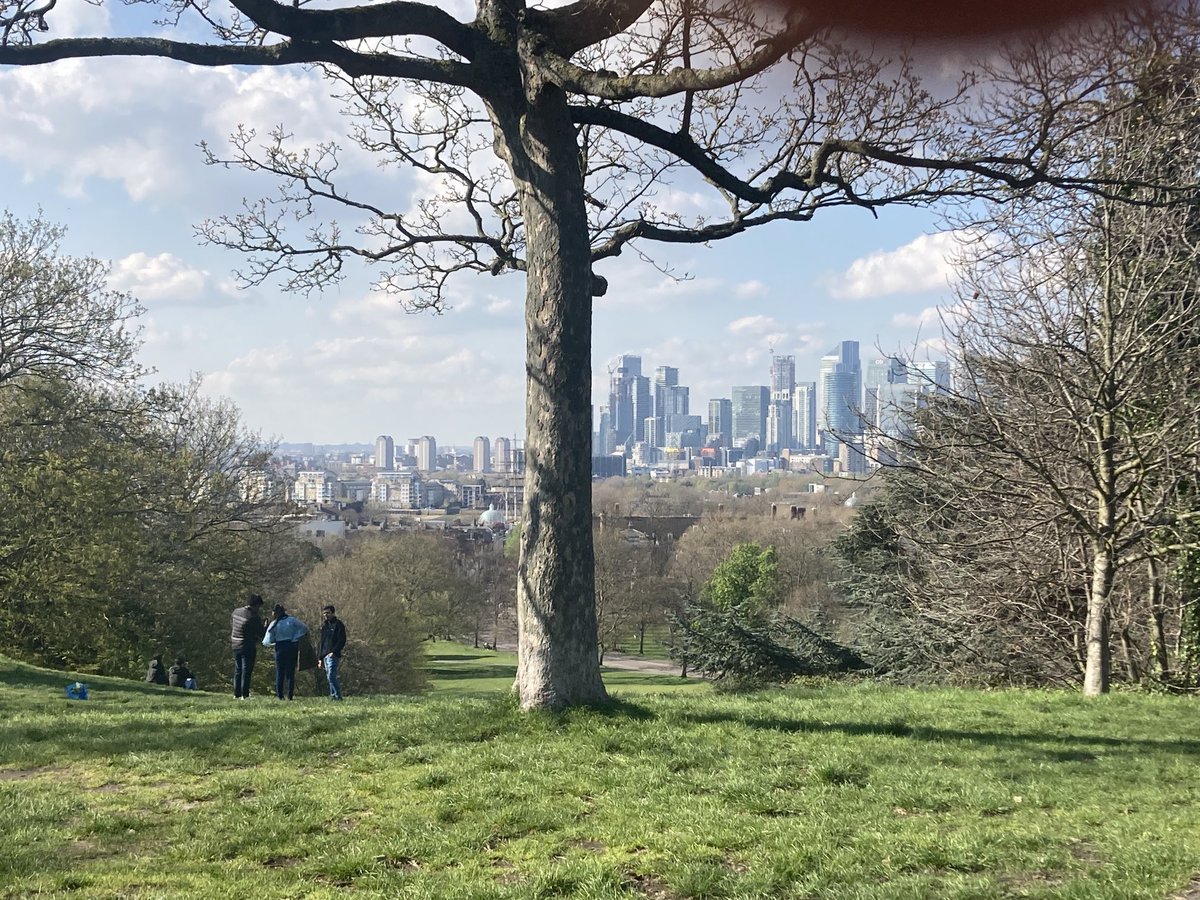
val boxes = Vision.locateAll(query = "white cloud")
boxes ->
[734,280,768,300]
[202,332,524,442]
[727,315,778,336]
[828,231,968,300]
[110,251,241,304]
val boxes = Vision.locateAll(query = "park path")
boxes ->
[491,642,686,677]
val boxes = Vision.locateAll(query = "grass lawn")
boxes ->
[1,650,1198,898]
[421,641,702,697]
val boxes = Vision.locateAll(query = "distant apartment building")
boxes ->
[494,436,513,473]
[371,471,422,509]
[415,435,437,472]
[375,435,395,472]
[293,470,333,504]
[336,477,373,503]
[240,470,283,503]
[459,482,487,509]
[473,436,491,473]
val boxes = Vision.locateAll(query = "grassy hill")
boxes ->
[0,649,1197,898]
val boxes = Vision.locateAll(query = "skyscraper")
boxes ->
[375,434,394,472]
[910,360,952,393]
[767,354,796,452]
[708,398,732,448]
[731,385,769,447]
[792,382,817,450]
[819,341,861,457]
[416,435,437,472]
[653,365,677,446]
[494,436,513,473]
[473,436,491,473]
[609,354,651,447]
[863,356,907,430]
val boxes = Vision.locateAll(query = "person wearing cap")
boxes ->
[317,605,347,701]
[263,603,309,700]
[230,593,266,699]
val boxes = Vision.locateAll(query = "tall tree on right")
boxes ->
[872,56,1200,694]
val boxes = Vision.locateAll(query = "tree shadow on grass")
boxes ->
[1,706,379,767]
[423,663,517,681]
[678,710,1200,759]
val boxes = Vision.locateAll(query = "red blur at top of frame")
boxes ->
[769,0,1152,42]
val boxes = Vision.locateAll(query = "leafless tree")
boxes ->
[882,121,1200,694]
[1,0,1195,707]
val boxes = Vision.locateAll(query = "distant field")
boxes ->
[1,652,1198,898]
[422,640,702,696]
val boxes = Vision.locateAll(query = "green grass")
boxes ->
[1,652,1198,898]
[422,641,701,697]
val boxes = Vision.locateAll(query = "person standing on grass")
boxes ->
[263,603,309,701]
[230,593,265,700]
[317,605,347,701]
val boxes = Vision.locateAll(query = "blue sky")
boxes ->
[0,5,960,445]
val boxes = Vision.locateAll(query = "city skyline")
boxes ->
[1,49,962,445]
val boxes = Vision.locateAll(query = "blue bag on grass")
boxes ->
[65,682,89,700]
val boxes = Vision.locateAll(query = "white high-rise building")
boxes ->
[473,436,491,473]
[375,435,395,472]
[416,435,437,472]
[494,436,513,473]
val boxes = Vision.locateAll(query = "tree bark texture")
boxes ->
[1083,538,1114,696]
[488,60,607,709]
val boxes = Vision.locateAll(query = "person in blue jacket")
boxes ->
[263,604,309,700]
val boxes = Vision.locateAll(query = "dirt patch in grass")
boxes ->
[0,765,67,781]
[375,854,420,871]
[1168,874,1200,899]
[624,872,681,900]
[996,870,1065,891]
[263,856,303,868]
[1067,839,1106,868]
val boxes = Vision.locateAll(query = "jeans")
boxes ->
[324,653,343,700]
[274,641,299,699]
[233,648,257,698]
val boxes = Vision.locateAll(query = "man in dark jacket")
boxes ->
[317,604,347,700]
[230,593,265,699]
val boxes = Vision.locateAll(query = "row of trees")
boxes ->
[0,215,316,686]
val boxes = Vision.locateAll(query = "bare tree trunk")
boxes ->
[490,66,607,710]
[1083,541,1113,696]
[1147,556,1170,677]
[1118,626,1140,683]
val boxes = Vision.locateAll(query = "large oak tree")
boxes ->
[1,0,1192,707]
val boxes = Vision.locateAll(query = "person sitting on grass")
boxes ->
[144,654,168,685]
[168,656,195,689]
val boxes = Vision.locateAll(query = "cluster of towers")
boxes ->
[373,434,519,474]
[594,343,950,467]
